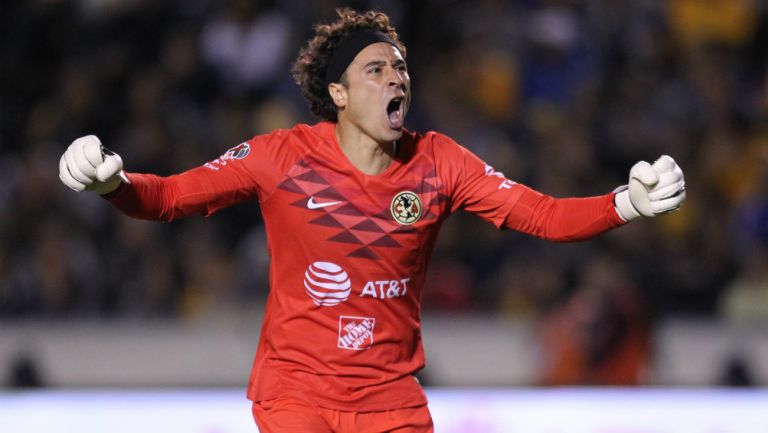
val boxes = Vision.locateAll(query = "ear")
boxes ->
[328,83,347,109]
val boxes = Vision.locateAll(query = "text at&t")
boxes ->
[360,278,410,299]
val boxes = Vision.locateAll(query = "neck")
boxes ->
[334,122,397,176]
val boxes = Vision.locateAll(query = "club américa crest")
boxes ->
[390,191,422,225]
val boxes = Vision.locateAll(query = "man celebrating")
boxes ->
[58,8,685,433]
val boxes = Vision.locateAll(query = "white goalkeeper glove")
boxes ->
[614,155,686,222]
[59,135,129,195]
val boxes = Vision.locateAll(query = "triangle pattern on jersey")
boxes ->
[276,156,453,260]
[328,230,363,245]
[348,246,380,260]
[310,214,346,228]
[277,177,303,194]
[295,170,329,184]
[348,229,390,246]
[350,220,385,233]
[293,178,331,196]
[333,185,369,202]
[369,234,401,248]
[290,197,309,208]
[314,186,347,201]
[372,208,394,221]
[331,213,369,230]
[332,203,366,217]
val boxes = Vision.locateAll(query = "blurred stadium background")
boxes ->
[1,0,767,431]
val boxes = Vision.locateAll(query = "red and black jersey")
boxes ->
[106,121,624,411]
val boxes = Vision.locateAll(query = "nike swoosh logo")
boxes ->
[307,197,342,210]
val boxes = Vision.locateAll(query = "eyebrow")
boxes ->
[363,60,386,69]
[362,59,407,69]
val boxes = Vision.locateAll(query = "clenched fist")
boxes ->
[59,135,128,195]
[614,155,686,221]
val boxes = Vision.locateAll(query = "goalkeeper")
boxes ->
[58,8,685,433]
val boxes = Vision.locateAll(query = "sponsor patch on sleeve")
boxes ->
[204,142,251,170]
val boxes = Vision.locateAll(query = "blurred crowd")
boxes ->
[1,0,768,384]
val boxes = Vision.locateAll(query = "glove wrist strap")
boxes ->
[613,185,640,222]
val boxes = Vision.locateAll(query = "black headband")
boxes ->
[324,29,397,85]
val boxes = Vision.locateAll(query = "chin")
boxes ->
[382,128,403,143]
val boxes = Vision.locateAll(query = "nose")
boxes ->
[389,68,406,90]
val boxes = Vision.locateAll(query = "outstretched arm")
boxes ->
[441,135,686,242]
[104,170,244,222]
[504,155,686,241]
[502,187,624,242]
[59,135,263,222]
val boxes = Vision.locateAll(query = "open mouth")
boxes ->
[386,97,405,129]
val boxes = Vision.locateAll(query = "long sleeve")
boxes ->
[104,166,258,222]
[501,186,625,242]
[435,132,625,242]
[104,129,297,221]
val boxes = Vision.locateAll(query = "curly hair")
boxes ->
[291,8,406,122]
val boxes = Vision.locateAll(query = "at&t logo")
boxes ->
[304,261,351,306]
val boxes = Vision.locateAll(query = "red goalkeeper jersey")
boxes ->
[106,121,624,411]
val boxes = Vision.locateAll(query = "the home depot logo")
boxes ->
[337,316,375,350]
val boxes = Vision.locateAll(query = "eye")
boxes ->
[369,66,382,74]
